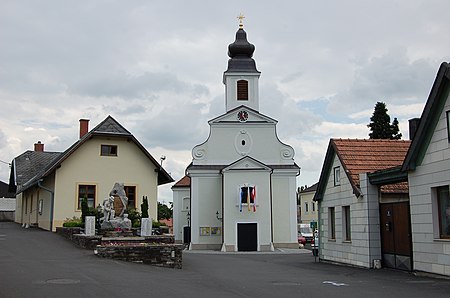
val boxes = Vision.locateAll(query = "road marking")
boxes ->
[323,281,348,287]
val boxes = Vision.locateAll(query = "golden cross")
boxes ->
[237,13,245,28]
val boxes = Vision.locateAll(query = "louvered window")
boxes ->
[237,80,248,100]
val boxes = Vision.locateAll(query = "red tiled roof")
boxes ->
[381,182,409,194]
[159,218,173,227]
[172,175,190,188]
[333,139,411,192]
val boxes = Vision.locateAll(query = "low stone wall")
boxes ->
[95,244,183,269]
[56,227,102,249]
[56,227,182,268]
[56,226,82,239]
[0,211,15,222]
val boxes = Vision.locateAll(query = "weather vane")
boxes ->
[237,13,245,28]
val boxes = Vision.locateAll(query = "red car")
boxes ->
[298,235,306,245]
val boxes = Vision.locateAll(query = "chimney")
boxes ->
[409,118,420,140]
[79,119,89,139]
[34,141,44,152]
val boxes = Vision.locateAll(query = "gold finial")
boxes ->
[237,13,245,28]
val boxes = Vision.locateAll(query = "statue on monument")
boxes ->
[101,196,115,222]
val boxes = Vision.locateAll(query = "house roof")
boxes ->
[0,181,16,198]
[299,182,318,194]
[9,151,62,193]
[402,62,450,171]
[172,175,191,188]
[314,139,411,201]
[13,116,173,194]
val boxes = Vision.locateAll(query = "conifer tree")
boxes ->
[367,102,402,139]
[141,196,149,218]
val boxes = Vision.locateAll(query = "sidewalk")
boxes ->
[184,247,312,254]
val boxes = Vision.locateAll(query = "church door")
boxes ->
[183,226,191,244]
[237,223,257,251]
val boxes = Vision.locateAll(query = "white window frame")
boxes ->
[334,166,341,186]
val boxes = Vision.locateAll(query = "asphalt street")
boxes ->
[1,222,449,298]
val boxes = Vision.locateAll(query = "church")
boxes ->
[173,20,300,251]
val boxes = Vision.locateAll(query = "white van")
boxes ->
[298,224,313,242]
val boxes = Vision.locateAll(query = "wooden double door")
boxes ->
[379,202,412,271]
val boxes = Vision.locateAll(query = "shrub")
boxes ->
[81,197,88,223]
[63,217,83,228]
[127,208,141,228]
[152,220,162,228]
[141,196,149,218]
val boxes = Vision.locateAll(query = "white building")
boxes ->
[402,62,450,276]
[173,23,300,251]
[314,139,411,269]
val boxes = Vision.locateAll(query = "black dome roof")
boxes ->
[228,28,255,58]
[225,27,259,73]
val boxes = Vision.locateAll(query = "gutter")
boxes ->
[37,180,55,232]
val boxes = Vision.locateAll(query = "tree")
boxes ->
[141,196,149,218]
[81,197,88,223]
[367,102,402,139]
[158,202,173,220]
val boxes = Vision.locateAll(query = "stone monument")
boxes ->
[141,217,153,236]
[85,216,96,236]
[100,183,132,230]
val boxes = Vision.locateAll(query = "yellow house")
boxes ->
[298,183,318,229]
[10,116,173,231]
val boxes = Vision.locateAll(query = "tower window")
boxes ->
[237,80,248,100]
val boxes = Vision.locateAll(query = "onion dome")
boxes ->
[225,27,259,73]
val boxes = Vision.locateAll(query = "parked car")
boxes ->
[298,224,313,242]
[298,234,306,245]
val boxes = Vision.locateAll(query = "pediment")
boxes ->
[209,106,277,124]
[222,156,272,172]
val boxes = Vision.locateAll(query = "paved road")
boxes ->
[1,222,449,298]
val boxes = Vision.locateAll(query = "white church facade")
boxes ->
[173,23,300,251]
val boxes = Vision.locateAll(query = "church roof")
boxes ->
[187,161,300,172]
[208,105,277,124]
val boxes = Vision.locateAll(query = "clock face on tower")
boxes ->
[237,110,249,122]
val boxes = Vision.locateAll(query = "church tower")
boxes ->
[223,20,261,112]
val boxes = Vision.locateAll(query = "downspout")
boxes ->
[221,171,224,249]
[317,200,321,260]
[269,169,274,249]
[37,180,54,232]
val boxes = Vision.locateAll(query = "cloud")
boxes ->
[328,46,437,114]
[69,71,196,98]
[259,83,323,140]
[0,129,6,150]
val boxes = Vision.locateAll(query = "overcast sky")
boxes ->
[1,1,449,203]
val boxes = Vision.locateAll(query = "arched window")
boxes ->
[237,80,248,100]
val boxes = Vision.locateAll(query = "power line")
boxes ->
[0,159,11,166]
